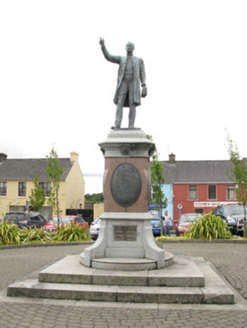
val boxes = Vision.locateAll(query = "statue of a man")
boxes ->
[99,38,147,129]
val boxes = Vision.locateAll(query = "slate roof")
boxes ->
[160,160,233,184]
[0,158,73,181]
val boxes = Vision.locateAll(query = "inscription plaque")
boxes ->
[110,163,142,207]
[114,226,137,241]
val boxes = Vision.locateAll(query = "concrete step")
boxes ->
[38,253,204,287]
[91,257,157,271]
[89,251,174,271]
[7,280,205,303]
[7,276,234,304]
[7,255,235,304]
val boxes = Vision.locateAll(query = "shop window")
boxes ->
[208,185,216,200]
[0,182,7,196]
[39,182,51,196]
[227,185,236,200]
[189,185,197,200]
[18,182,26,197]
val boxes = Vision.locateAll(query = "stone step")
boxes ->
[38,254,204,287]
[7,255,235,304]
[91,257,157,271]
[6,279,234,304]
[89,251,174,271]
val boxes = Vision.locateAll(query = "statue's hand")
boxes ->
[99,37,105,46]
[141,86,147,98]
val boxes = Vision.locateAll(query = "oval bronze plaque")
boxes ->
[110,163,142,207]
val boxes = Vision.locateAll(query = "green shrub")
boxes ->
[19,227,53,244]
[0,221,21,246]
[52,224,91,242]
[0,221,91,246]
[184,212,233,241]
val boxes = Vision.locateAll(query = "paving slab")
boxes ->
[1,243,247,328]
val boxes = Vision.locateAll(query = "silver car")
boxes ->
[90,217,101,240]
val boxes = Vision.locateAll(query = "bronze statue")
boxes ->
[99,38,147,129]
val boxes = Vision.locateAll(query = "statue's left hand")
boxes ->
[141,86,147,98]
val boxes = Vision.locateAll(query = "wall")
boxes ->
[65,160,85,212]
[0,173,84,220]
[94,203,104,220]
[0,180,51,219]
[173,183,236,222]
[161,183,174,222]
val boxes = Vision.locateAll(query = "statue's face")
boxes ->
[126,42,135,53]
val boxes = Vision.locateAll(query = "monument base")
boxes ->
[80,212,166,270]
[7,254,235,304]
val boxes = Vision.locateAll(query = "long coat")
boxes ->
[101,45,146,107]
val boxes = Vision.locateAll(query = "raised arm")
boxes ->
[99,37,121,64]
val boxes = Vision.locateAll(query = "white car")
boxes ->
[90,217,101,240]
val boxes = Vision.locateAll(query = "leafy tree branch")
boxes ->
[147,135,167,235]
[46,147,63,227]
[225,133,247,237]
[29,174,46,211]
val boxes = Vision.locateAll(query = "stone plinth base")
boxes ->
[7,254,235,304]
[80,212,165,269]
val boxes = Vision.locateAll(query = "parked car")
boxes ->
[90,217,101,240]
[215,204,245,236]
[3,211,48,229]
[45,215,89,232]
[176,213,202,236]
[149,210,162,236]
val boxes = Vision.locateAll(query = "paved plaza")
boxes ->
[0,242,247,327]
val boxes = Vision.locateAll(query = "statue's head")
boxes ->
[126,42,135,53]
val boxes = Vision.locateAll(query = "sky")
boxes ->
[1,1,247,194]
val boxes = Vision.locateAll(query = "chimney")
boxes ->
[169,153,175,163]
[70,151,79,162]
[0,153,7,163]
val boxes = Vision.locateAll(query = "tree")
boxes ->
[147,135,167,235]
[29,174,46,211]
[225,134,247,238]
[85,193,104,203]
[46,147,64,227]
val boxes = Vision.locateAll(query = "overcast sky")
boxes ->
[1,1,247,194]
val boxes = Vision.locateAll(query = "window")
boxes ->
[189,185,197,200]
[227,185,236,200]
[39,182,51,196]
[18,182,26,197]
[208,185,216,200]
[0,182,7,196]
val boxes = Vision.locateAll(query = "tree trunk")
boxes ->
[243,203,247,238]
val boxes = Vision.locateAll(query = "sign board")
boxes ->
[149,202,167,209]
[177,204,183,209]
[194,201,238,208]
[114,226,137,241]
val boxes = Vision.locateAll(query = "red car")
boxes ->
[175,213,202,236]
[45,215,89,232]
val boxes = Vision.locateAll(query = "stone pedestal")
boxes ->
[80,129,166,269]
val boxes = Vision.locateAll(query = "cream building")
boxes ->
[0,152,85,220]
